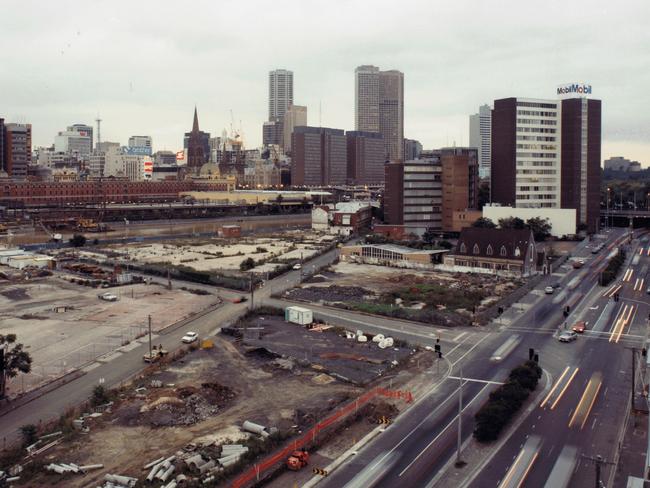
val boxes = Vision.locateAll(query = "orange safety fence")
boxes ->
[230,387,412,488]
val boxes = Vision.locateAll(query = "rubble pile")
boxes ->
[286,285,374,303]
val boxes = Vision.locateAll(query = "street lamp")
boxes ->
[606,187,611,230]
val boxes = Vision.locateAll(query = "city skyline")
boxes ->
[1,0,649,166]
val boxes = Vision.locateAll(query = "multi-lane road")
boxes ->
[316,228,648,488]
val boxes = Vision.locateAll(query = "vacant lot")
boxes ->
[0,274,218,395]
[284,262,524,327]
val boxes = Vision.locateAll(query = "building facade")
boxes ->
[127,136,153,156]
[469,104,492,179]
[442,227,538,277]
[54,124,93,157]
[291,126,346,186]
[282,105,307,153]
[268,69,293,120]
[0,118,5,175]
[491,92,601,233]
[3,123,32,180]
[184,107,210,169]
[346,131,385,185]
[384,162,404,225]
[263,118,283,146]
[403,138,422,161]
[354,65,404,161]
[604,156,642,172]
[441,147,479,232]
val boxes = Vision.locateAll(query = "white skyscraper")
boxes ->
[268,69,294,120]
[469,104,492,179]
[355,65,403,161]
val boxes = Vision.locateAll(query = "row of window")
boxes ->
[517,127,556,134]
[516,144,557,151]
[516,161,556,167]
[516,194,557,200]
[459,242,518,257]
[517,119,557,126]
[517,136,556,142]
[518,186,557,192]
[517,110,557,117]
[516,169,557,175]
[517,153,557,159]
[516,102,557,109]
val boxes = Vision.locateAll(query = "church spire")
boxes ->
[192,106,199,132]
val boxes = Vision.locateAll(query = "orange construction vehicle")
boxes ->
[286,450,309,471]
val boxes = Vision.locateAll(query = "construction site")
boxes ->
[2,306,429,488]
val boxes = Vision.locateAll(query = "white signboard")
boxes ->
[557,83,592,99]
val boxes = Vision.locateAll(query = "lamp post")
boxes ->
[606,187,611,230]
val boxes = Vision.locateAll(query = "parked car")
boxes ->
[572,260,585,269]
[544,286,555,294]
[182,331,198,344]
[572,321,587,333]
[558,331,578,343]
[292,263,302,270]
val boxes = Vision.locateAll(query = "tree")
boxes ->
[498,217,526,229]
[437,240,454,250]
[477,181,490,210]
[91,385,110,406]
[526,217,552,241]
[239,257,256,271]
[69,234,87,247]
[422,227,437,244]
[508,362,541,391]
[0,334,33,398]
[472,217,497,229]
[20,424,38,447]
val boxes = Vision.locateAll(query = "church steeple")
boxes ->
[192,106,200,132]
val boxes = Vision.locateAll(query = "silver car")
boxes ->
[558,331,578,343]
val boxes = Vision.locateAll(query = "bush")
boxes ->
[240,257,256,271]
[90,385,110,407]
[473,361,542,443]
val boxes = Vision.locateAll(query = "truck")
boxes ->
[143,345,168,363]
[285,306,313,325]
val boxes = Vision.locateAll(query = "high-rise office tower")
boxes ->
[4,123,32,180]
[282,105,307,153]
[441,147,479,232]
[268,69,294,120]
[346,131,385,185]
[403,138,422,161]
[54,124,94,156]
[469,104,492,179]
[383,153,442,234]
[291,126,347,186]
[491,87,601,232]
[184,107,210,169]
[355,65,404,161]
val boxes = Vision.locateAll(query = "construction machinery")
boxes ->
[286,450,309,471]
[143,345,169,363]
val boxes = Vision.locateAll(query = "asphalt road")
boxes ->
[317,229,637,488]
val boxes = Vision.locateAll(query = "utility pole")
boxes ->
[581,454,614,488]
[147,315,152,359]
[250,271,254,310]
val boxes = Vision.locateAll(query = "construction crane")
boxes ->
[38,220,62,242]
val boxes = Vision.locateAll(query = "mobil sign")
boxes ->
[557,82,592,98]
[143,157,153,178]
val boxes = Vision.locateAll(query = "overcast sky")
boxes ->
[2,0,649,165]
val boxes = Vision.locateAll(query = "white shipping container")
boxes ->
[285,306,313,325]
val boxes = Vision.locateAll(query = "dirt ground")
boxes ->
[26,335,362,488]
[0,274,218,395]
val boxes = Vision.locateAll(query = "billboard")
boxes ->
[557,83,592,98]
[124,146,153,156]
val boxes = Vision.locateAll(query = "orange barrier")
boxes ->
[230,387,412,488]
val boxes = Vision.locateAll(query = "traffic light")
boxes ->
[498,306,504,315]
[434,344,441,353]
[642,348,647,358]
[565,305,570,314]
[534,354,539,363]
[529,348,535,361]
[563,310,569,318]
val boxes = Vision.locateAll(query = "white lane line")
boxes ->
[447,376,504,386]
[454,331,469,342]
[398,383,490,477]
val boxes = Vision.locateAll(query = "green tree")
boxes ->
[526,217,552,241]
[498,217,526,229]
[472,217,497,229]
[20,424,38,447]
[422,227,437,244]
[69,234,87,247]
[477,181,490,210]
[91,385,110,406]
[239,257,256,271]
[0,334,32,398]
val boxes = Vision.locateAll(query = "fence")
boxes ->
[231,387,412,488]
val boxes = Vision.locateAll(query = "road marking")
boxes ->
[397,384,490,477]
[568,372,602,429]
[540,366,570,408]
[453,331,468,342]
[550,367,580,410]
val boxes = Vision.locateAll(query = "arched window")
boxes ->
[500,245,507,256]
[486,245,493,256]
[473,244,480,255]
[514,246,521,257]
[460,243,467,254]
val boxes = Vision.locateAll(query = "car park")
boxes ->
[182,331,198,343]
[559,331,578,342]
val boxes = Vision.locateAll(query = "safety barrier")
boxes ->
[230,387,412,488]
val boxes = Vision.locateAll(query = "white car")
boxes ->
[292,263,302,270]
[558,331,578,343]
[182,331,198,344]
[544,286,554,294]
